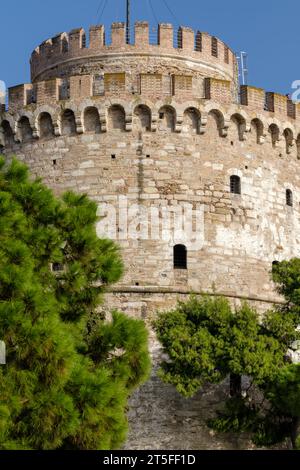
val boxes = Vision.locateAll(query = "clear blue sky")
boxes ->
[0,0,299,95]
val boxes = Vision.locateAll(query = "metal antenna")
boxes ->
[236,51,248,85]
[126,0,130,44]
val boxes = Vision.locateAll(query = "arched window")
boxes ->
[286,189,293,207]
[230,175,241,195]
[173,244,187,269]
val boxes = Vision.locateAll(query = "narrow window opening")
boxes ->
[111,154,116,160]
[230,175,241,195]
[286,189,293,207]
[53,159,57,166]
[173,244,187,270]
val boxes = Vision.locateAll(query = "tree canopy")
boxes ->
[0,157,150,449]
[154,277,300,448]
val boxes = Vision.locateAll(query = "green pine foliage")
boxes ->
[0,157,150,450]
[155,259,300,448]
[154,295,286,398]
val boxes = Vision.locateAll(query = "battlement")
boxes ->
[4,78,300,129]
[30,21,236,82]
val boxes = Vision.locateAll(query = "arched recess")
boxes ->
[183,107,201,134]
[108,105,126,131]
[297,134,300,160]
[61,109,76,136]
[157,106,176,132]
[268,123,280,148]
[0,120,14,147]
[230,113,246,141]
[207,109,225,137]
[133,105,151,132]
[18,116,33,143]
[84,107,101,133]
[283,128,293,155]
[250,118,264,144]
[39,112,55,139]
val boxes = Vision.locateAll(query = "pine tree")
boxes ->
[0,157,150,449]
[154,259,300,448]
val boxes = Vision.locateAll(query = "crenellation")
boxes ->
[111,22,126,47]
[8,84,33,112]
[158,23,173,48]
[51,33,65,55]
[240,85,265,111]
[134,22,149,45]
[205,78,232,104]
[177,27,194,51]
[287,99,296,119]
[68,28,85,53]
[89,25,105,49]
[36,78,60,105]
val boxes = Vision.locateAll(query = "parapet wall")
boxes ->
[30,22,236,83]
[3,80,300,133]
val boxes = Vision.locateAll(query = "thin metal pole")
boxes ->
[126,0,130,44]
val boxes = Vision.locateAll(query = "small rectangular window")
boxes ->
[230,175,241,195]
[174,245,187,269]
